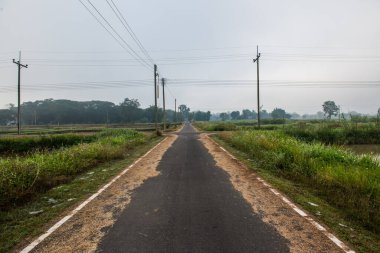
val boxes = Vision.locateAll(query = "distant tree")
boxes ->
[178,104,190,121]
[322,101,339,119]
[350,114,368,123]
[272,108,291,119]
[230,111,240,120]
[261,109,271,119]
[119,98,142,123]
[241,109,253,119]
[251,110,257,120]
[7,103,16,111]
[271,108,283,119]
[316,111,324,119]
[220,112,229,121]
[143,105,157,123]
[0,109,14,125]
[193,111,211,121]
[290,113,300,119]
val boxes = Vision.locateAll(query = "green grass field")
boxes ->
[0,129,150,208]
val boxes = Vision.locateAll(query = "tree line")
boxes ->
[0,98,211,125]
[212,101,379,122]
[217,108,292,121]
[1,98,376,125]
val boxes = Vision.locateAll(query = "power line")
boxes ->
[105,0,155,65]
[1,78,379,94]
[84,0,153,70]
[78,0,152,71]
[13,52,380,67]
[165,84,176,99]
[0,79,151,92]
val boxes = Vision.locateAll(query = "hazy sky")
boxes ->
[0,0,380,114]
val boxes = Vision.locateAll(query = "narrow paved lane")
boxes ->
[98,124,289,253]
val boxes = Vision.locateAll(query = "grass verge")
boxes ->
[0,135,163,253]
[211,133,380,253]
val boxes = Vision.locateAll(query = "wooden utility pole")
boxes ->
[12,51,28,135]
[162,78,166,131]
[253,45,261,128]
[154,64,158,133]
[175,98,177,123]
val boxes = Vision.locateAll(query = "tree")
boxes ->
[261,109,270,119]
[241,109,252,119]
[322,101,339,119]
[251,110,257,120]
[193,111,211,121]
[119,98,142,123]
[290,113,300,119]
[230,111,240,120]
[219,113,229,121]
[271,108,286,119]
[178,105,190,121]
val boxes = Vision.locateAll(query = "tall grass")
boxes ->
[218,130,380,232]
[0,134,96,155]
[0,129,147,208]
[284,124,380,145]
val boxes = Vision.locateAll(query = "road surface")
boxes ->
[25,123,348,253]
[98,123,289,253]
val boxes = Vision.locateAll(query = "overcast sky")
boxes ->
[0,0,379,114]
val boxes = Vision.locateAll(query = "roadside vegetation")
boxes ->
[284,123,380,145]
[217,130,380,232]
[0,134,95,155]
[195,119,380,252]
[195,120,380,144]
[0,129,148,208]
[0,131,163,253]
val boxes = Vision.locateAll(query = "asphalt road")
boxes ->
[98,123,290,253]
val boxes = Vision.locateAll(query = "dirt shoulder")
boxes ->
[24,134,177,253]
[200,133,347,253]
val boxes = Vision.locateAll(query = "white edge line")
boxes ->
[206,135,355,253]
[20,137,168,253]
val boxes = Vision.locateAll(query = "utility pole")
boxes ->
[175,98,177,123]
[13,51,28,135]
[253,45,261,128]
[154,64,158,134]
[162,78,166,131]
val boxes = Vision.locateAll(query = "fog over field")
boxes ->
[0,0,379,114]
